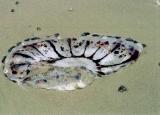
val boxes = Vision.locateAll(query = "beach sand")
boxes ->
[0,0,159,114]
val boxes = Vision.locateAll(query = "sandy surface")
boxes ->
[0,0,160,115]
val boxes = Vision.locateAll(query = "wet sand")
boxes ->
[0,0,160,115]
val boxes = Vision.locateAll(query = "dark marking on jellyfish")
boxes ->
[56,75,59,79]
[26,70,30,75]
[92,34,100,37]
[81,32,90,36]
[126,38,134,42]
[16,42,22,46]
[122,48,125,51]
[90,41,93,44]
[67,38,74,56]
[10,62,14,66]
[118,85,127,92]
[113,42,117,44]
[114,51,119,54]
[119,55,123,58]
[107,35,113,38]
[52,40,57,43]
[79,42,82,46]
[94,43,121,63]
[129,47,134,51]
[11,80,17,83]
[54,33,60,37]
[2,56,6,63]
[121,44,125,47]
[104,41,109,45]
[22,45,27,48]
[113,70,118,73]
[101,50,140,68]
[36,79,47,84]
[43,44,47,47]
[81,40,91,56]
[24,38,30,41]
[133,40,138,43]
[97,71,105,76]
[86,40,90,46]
[80,66,86,70]
[75,73,81,80]
[10,63,27,69]
[142,44,147,48]
[4,73,8,78]
[117,47,121,50]
[45,59,56,63]
[96,66,101,70]
[30,37,40,40]
[12,70,17,74]
[60,46,64,51]
[46,40,65,58]
[106,72,113,75]
[84,40,90,50]
[74,45,79,48]
[13,53,35,60]
[82,40,85,43]
[126,38,138,43]
[127,50,139,61]
[23,77,31,83]
[18,77,23,79]
[129,52,132,55]
[87,47,101,59]
[28,44,45,56]
[72,38,77,41]
[8,46,16,52]
[43,79,47,82]
[121,64,127,67]
[158,62,160,67]
[115,36,121,39]
[97,41,101,44]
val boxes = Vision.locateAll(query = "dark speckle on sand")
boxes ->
[36,27,41,31]
[15,1,19,5]
[10,9,15,12]
[118,85,127,92]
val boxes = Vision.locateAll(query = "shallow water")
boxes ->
[0,0,160,115]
